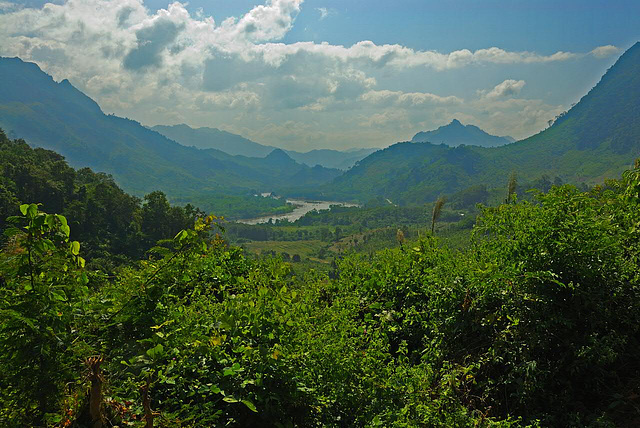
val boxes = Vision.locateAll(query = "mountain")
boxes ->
[151,124,274,158]
[286,148,379,170]
[314,42,640,204]
[411,119,514,147]
[151,123,377,170]
[0,57,341,209]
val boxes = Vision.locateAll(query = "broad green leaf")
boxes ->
[242,400,257,413]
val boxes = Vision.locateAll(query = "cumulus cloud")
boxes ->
[479,79,526,99]
[0,0,615,149]
[243,41,580,71]
[590,45,620,58]
[359,110,411,129]
[123,18,184,70]
[361,90,463,107]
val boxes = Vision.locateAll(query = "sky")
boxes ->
[0,0,638,151]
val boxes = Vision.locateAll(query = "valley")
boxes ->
[0,1,639,425]
[237,198,359,224]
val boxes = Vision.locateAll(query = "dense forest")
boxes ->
[0,130,203,266]
[1,121,640,426]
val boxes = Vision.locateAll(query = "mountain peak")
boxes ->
[266,148,293,161]
[411,120,512,148]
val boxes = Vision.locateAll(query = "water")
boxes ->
[237,198,358,225]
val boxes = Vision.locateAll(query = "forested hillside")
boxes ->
[315,42,640,204]
[0,129,206,264]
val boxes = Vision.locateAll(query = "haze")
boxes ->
[0,0,638,150]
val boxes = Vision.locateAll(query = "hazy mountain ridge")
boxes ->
[0,57,341,201]
[152,123,378,170]
[151,124,275,158]
[286,147,379,170]
[411,119,514,147]
[313,42,640,204]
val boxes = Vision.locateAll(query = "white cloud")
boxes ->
[244,41,581,71]
[195,91,261,110]
[479,79,526,99]
[590,45,620,58]
[361,90,463,107]
[0,0,615,149]
[222,0,303,43]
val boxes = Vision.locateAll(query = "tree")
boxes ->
[0,204,87,425]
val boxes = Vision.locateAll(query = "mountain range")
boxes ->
[0,57,341,208]
[411,119,514,147]
[309,42,640,204]
[1,41,639,211]
[151,124,378,170]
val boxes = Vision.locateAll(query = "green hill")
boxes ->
[0,57,340,207]
[316,42,640,204]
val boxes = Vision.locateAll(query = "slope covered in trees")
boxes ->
[0,128,215,263]
[315,42,640,204]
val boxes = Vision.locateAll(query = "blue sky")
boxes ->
[140,0,639,52]
[1,0,638,150]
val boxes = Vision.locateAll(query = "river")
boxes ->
[237,198,359,225]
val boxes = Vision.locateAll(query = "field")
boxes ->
[241,239,325,259]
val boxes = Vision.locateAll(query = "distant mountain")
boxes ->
[313,42,640,204]
[151,123,377,170]
[286,148,379,170]
[151,124,274,158]
[411,119,514,147]
[0,57,340,206]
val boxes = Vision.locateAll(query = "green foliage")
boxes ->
[0,130,204,262]
[0,204,89,425]
[2,163,640,426]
